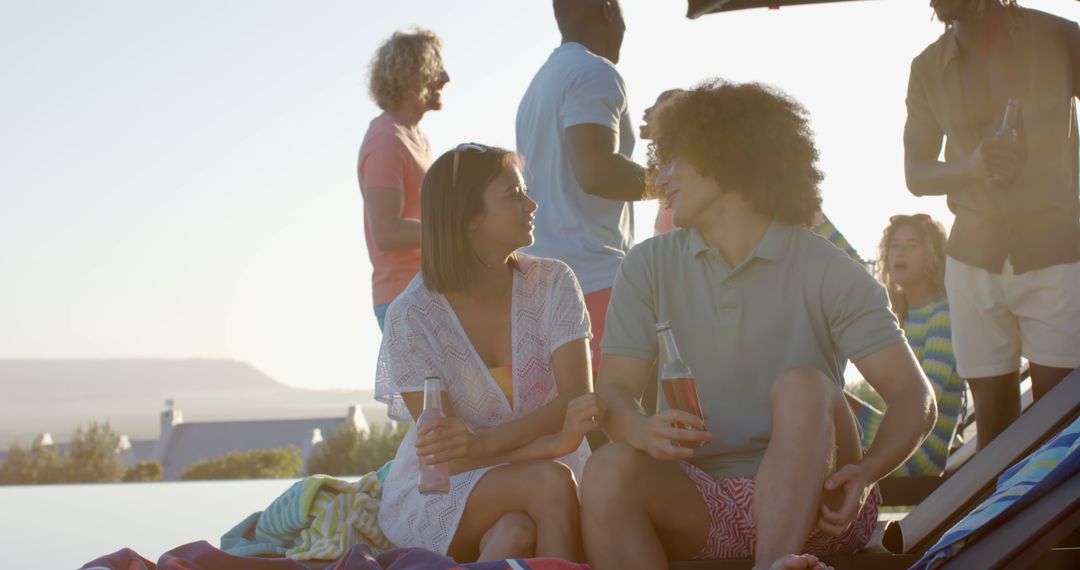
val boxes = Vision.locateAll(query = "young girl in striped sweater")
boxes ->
[851,214,967,476]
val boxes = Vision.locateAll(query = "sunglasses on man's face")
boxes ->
[452,143,491,188]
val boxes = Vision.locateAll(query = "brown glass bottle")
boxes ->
[656,322,705,447]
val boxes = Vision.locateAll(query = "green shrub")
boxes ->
[0,443,59,484]
[180,447,302,480]
[306,422,410,477]
[66,422,125,483]
[122,460,163,482]
[0,421,125,485]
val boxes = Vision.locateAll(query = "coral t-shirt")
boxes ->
[357,113,432,307]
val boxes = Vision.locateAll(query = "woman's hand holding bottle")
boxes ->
[416,416,481,466]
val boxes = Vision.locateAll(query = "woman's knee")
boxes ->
[529,459,577,488]
[484,512,536,557]
[525,460,579,511]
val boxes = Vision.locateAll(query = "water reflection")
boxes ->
[0,478,308,568]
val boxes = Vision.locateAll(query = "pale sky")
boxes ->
[3,0,1078,390]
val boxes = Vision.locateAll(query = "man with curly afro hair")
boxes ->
[581,80,937,570]
[357,28,449,331]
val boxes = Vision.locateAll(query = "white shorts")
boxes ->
[945,257,1080,378]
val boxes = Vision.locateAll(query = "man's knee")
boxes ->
[582,442,645,502]
[770,367,838,409]
[583,442,643,484]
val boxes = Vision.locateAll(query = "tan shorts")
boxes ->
[945,257,1080,378]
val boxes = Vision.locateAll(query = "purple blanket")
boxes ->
[81,541,590,570]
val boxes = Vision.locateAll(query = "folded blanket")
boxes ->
[912,416,1080,569]
[339,544,589,569]
[82,541,590,569]
[221,472,392,559]
[83,541,311,569]
[80,547,154,570]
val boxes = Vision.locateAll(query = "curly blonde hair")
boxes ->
[368,28,443,111]
[876,214,948,327]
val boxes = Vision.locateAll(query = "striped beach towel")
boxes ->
[287,472,393,559]
[911,416,1080,569]
[222,472,392,559]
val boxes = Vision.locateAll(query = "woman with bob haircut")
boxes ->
[375,143,598,562]
[849,214,967,477]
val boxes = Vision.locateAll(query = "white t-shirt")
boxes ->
[516,42,636,295]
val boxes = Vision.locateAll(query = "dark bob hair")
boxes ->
[420,143,522,293]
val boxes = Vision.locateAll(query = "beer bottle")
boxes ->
[417,376,451,494]
[995,98,1021,142]
[991,98,1026,187]
[656,322,704,445]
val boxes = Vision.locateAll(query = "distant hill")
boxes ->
[0,359,386,447]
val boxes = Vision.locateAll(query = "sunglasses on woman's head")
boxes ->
[890,213,932,224]
[452,143,491,188]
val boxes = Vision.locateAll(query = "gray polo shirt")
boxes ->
[602,222,904,478]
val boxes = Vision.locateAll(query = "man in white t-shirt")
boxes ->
[516,0,647,371]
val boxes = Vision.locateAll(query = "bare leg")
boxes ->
[1029,363,1073,401]
[477,512,535,561]
[754,368,861,570]
[967,371,1021,450]
[447,460,581,562]
[581,442,709,570]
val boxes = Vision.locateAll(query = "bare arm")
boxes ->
[818,341,937,536]
[444,394,599,475]
[359,186,421,251]
[565,124,647,202]
[472,338,592,457]
[598,354,710,460]
[902,57,976,198]
[596,354,652,445]
[902,60,1021,196]
[853,341,937,482]
[403,389,600,476]
[902,68,977,198]
[903,115,981,198]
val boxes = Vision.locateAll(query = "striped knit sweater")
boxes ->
[811,215,862,263]
[857,297,967,476]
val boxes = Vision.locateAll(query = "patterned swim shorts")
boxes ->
[678,460,882,559]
